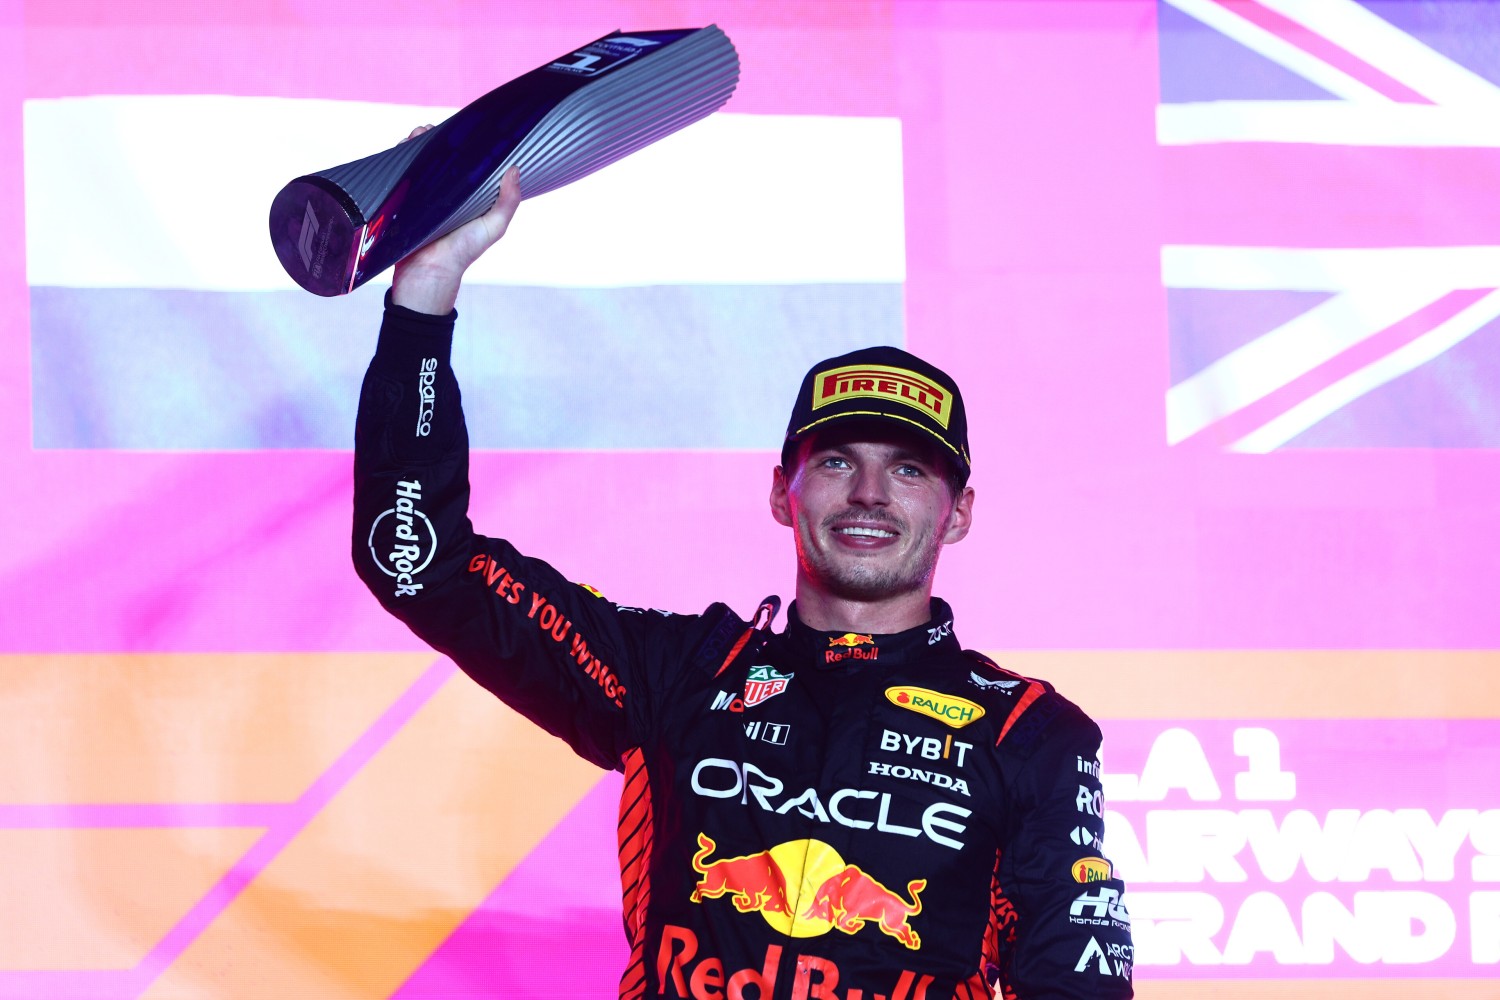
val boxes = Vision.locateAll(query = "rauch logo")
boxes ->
[885,687,985,729]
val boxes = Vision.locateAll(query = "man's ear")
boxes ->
[943,485,975,544]
[769,465,794,527]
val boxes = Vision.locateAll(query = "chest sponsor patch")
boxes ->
[743,665,793,708]
[968,670,1020,693]
[884,686,985,729]
[1071,857,1113,883]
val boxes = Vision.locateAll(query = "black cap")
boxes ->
[781,345,970,481]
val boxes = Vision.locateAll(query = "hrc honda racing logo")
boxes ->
[367,479,436,598]
[1070,885,1131,931]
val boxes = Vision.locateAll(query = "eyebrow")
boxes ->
[814,442,938,466]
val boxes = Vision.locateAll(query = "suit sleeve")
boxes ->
[351,295,716,770]
[998,704,1134,998]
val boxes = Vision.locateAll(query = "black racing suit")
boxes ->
[352,297,1134,1000]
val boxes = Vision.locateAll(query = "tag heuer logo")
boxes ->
[743,665,794,708]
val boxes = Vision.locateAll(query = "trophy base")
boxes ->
[269,177,365,297]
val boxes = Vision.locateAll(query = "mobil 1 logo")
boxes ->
[368,479,436,598]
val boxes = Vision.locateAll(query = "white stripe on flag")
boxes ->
[1158,100,1500,146]
[23,96,905,290]
[1165,283,1442,443]
[1161,245,1500,292]
[1163,244,1500,444]
[1229,288,1500,452]
[1256,0,1500,109]
[1163,0,1391,103]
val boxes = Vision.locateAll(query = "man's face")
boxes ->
[769,422,974,604]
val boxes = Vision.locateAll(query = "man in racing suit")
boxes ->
[353,162,1133,999]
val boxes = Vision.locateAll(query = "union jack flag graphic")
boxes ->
[1159,0,1500,450]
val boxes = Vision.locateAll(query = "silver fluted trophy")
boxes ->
[269,27,739,296]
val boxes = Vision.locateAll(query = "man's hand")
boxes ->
[390,125,522,315]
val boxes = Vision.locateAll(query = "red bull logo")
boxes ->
[690,833,791,914]
[690,833,924,951]
[828,633,875,648]
[1071,857,1112,883]
[658,925,947,1000]
[802,865,926,950]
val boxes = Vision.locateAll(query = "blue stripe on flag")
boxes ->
[31,284,903,450]
[1168,288,1335,385]
[1156,0,1337,104]
[1282,319,1500,448]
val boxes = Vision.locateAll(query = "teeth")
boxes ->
[838,526,895,538]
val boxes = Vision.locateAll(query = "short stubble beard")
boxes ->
[800,506,951,603]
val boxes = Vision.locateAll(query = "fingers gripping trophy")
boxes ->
[268,27,739,298]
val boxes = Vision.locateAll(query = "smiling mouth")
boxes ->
[835,526,897,539]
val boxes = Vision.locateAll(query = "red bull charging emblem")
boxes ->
[826,633,879,664]
[828,632,875,648]
[691,833,925,950]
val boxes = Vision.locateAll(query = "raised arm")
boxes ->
[389,127,521,315]
[349,142,726,769]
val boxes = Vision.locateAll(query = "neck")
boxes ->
[791,583,934,634]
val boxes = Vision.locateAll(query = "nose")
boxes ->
[847,463,891,508]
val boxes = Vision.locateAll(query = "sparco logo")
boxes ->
[416,358,438,436]
[368,479,436,597]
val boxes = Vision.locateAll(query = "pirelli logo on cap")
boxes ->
[814,364,951,429]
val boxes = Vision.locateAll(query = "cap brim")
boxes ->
[784,408,969,470]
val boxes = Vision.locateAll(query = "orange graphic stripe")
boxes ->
[0,653,433,803]
[137,675,602,998]
[0,827,261,971]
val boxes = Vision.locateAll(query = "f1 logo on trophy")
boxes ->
[269,27,738,296]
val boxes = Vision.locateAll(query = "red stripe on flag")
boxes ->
[1174,286,1494,449]
[1208,0,1433,104]
[1163,144,1500,249]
